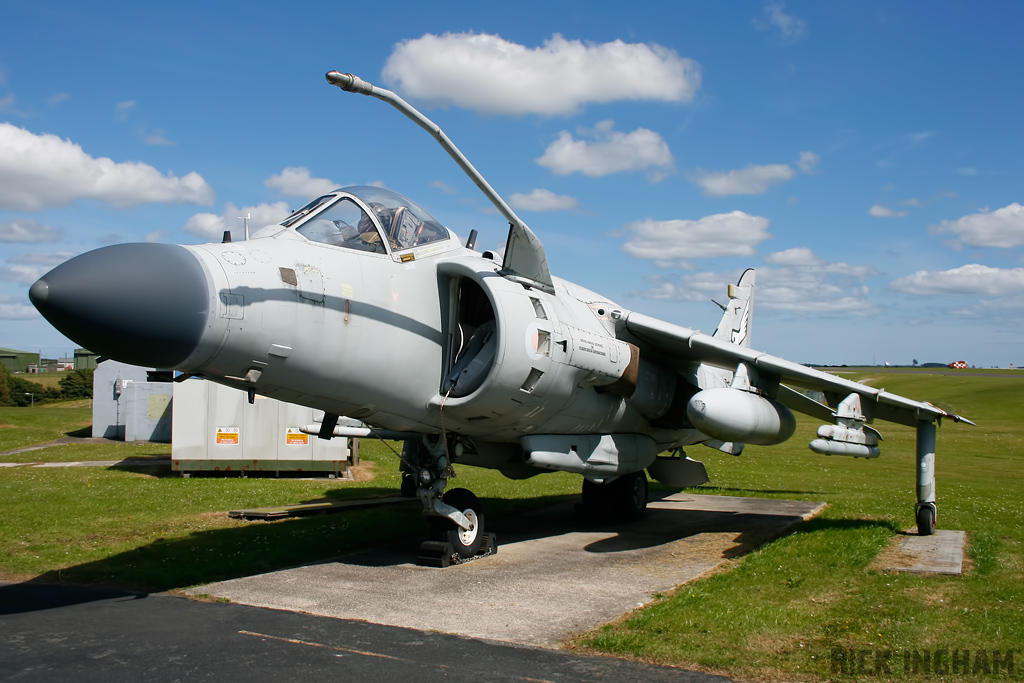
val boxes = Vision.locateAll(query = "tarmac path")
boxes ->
[0,582,734,682]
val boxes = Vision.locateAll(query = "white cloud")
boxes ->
[264,167,340,198]
[0,295,37,319]
[634,248,879,315]
[796,150,819,173]
[958,167,978,177]
[508,189,579,212]
[754,2,807,44]
[183,201,291,241]
[145,230,168,243]
[0,123,215,212]
[115,100,136,120]
[692,163,795,196]
[382,32,701,116]
[536,120,674,181]
[0,263,47,284]
[47,93,70,106]
[430,180,458,195]
[9,251,76,267]
[144,128,174,146]
[0,219,63,243]
[949,295,1024,318]
[869,204,908,218]
[0,91,29,117]
[622,212,771,268]
[763,248,878,279]
[890,264,1024,296]
[874,131,934,169]
[928,203,1024,248]
[763,246,822,267]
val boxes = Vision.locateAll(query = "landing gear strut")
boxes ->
[401,436,495,565]
[916,421,937,536]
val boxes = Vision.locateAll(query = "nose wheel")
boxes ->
[429,488,485,558]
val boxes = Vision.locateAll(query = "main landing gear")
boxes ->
[579,471,649,522]
[401,436,496,567]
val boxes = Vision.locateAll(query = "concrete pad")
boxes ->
[881,529,966,575]
[190,493,824,647]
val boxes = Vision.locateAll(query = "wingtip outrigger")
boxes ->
[325,70,554,294]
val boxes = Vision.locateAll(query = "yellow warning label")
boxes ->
[285,428,309,446]
[216,428,240,445]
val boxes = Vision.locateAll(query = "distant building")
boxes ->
[949,360,968,369]
[0,347,40,373]
[74,348,97,371]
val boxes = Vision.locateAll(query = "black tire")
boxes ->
[429,488,484,559]
[581,478,606,511]
[579,473,648,521]
[916,505,935,536]
[613,471,648,521]
[400,473,417,498]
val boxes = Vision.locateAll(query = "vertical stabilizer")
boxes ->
[713,269,755,348]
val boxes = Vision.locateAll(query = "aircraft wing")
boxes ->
[623,311,974,428]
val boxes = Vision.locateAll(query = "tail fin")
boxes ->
[713,269,755,348]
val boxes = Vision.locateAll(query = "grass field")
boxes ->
[577,371,1024,681]
[1,372,1021,681]
[0,404,92,451]
[14,373,66,389]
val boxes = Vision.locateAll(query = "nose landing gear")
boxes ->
[402,437,497,567]
[429,488,485,558]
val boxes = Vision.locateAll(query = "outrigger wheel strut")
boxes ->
[915,421,937,536]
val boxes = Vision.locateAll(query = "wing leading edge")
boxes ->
[623,310,974,429]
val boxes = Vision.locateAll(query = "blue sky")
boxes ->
[2,1,1022,367]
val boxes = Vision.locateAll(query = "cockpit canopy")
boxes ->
[282,186,450,255]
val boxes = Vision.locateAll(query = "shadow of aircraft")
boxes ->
[7,486,871,609]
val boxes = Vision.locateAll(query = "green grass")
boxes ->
[0,405,92,451]
[577,372,1024,681]
[0,439,580,591]
[0,442,170,462]
[14,373,66,389]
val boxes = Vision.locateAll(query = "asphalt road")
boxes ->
[0,583,734,682]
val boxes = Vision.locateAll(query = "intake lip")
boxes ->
[30,243,210,369]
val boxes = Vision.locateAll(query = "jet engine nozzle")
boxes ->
[687,388,796,446]
[29,243,211,369]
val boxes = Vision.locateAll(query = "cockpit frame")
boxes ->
[283,186,454,262]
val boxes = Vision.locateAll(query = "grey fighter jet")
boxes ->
[29,71,972,561]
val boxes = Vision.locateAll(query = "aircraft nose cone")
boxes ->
[28,278,49,306]
[30,243,210,368]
